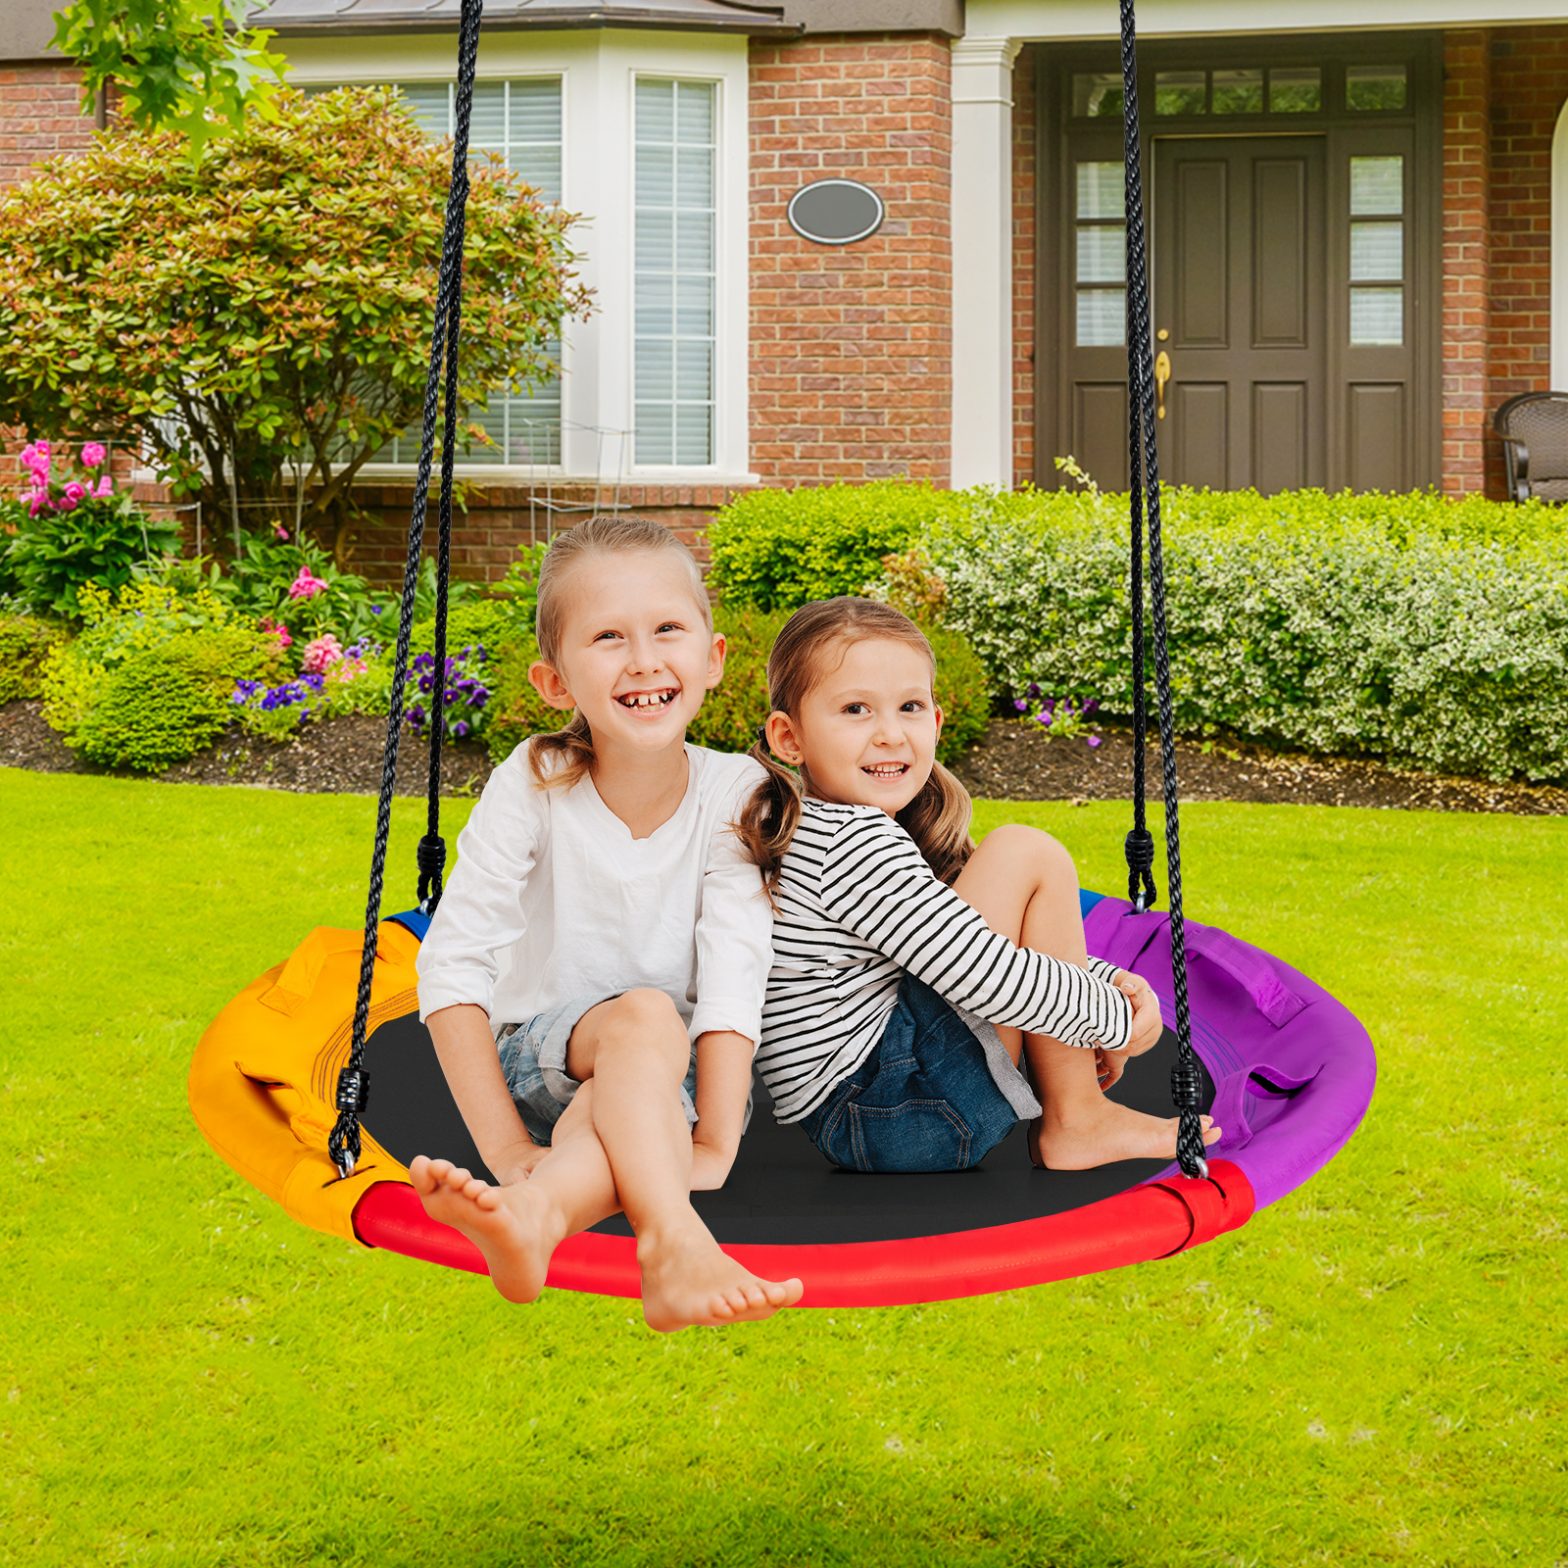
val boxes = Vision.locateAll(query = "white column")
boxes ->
[951,35,1022,490]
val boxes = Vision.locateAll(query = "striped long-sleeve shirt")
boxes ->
[755,798,1134,1123]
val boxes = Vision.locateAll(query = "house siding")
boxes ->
[5,23,1568,580]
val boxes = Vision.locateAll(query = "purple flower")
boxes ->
[1035,710,1053,729]
[1087,734,1103,749]
[1026,682,1040,698]
[1083,698,1100,715]
[1013,698,1029,712]
[453,720,470,739]
[371,605,384,616]
[418,674,433,694]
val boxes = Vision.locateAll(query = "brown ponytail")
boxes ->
[734,737,806,907]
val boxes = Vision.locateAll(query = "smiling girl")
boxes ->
[737,597,1221,1175]
[411,518,802,1329]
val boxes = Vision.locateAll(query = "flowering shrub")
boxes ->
[211,525,390,646]
[2,440,180,620]
[230,634,388,740]
[406,647,491,744]
[1010,683,1104,749]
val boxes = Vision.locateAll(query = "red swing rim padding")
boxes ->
[351,1158,1256,1308]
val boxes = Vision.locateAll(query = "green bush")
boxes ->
[924,487,1568,783]
[40,577,283,768]
[480,601,990,769]
[0,612,69,703]
[71,630,278,771]
[706,482,967,611]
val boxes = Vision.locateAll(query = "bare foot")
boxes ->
[637,1222,804,1333]
[409,1154,563,1304]
[1029,1101,1223,1171]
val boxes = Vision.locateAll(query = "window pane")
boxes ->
[1076,162,1124,220]
[389,78,564,465]
[1076,289,1126,347]
[1077,226,1126,285]
[1155,71,1207,116]
[1269,67,1321,113]
[1350,287,1403,345]
[1350,221,1403,282]
[1350,156,1403,216]
[1072,72,1124,118]
[635,77,716,465]
[1212,68,1263,115]
[397,82,449,136]
[1347,65,1407,112]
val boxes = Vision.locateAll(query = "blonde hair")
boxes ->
[736,597,974,897]
[527,516,711,791]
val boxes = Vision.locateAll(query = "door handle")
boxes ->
[1154,350,1172,420]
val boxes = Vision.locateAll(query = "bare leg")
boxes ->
[951,825,1221,1169]
[566,990,803,1331]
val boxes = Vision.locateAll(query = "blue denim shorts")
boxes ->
[496,990,701,1147]
[797,974,1043,1173]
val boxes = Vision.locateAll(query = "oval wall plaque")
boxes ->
[786,179,885,246]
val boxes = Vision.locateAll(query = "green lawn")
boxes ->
[3,767,1564,1567]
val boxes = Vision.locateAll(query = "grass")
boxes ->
[2,766,1565,1567]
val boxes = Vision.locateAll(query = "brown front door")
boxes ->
[1151,136,1326,492]
[1048,39,1438,495]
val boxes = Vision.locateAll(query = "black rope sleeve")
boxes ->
[1118,0,1208,1180]
[329,0,484,1180]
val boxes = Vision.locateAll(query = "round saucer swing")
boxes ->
[188,0,1376,1308]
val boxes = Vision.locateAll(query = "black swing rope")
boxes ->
[1117,0,1209,1180]
[330,0,1211,1185]
[328,0,483,1180]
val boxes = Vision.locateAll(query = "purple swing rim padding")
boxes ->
[1083,893,1378,1212]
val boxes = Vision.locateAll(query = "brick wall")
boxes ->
[748,32,952,485]
[1441,26,1568,499]
[0,63,99,189]
[1482,25,1568,497]
[1442,32,1493,495]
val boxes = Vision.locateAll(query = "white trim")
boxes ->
[968,0,1568,40]
[1553,97,1568,390]
[275,28,752,487]
[951,37,1023,489]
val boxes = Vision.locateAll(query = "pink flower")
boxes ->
[328,656,367,684]
[274,523,289,541]
[287,566,329,601]
[93,476,112,498]
[260,617,294,649]
[20,443,49,480]
[301,634,343,674]
[27,490,50,517]
[79,442,107,469]
[58,480,88,511]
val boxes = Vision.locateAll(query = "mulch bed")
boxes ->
[2,699,1564,815]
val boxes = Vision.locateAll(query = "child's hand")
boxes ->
[1097,970,1164,1090]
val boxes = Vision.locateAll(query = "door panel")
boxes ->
[1346,383,1407,490]
[1152,137,1326,492]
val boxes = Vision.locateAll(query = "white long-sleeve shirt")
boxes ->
[416,742,773,1048]
[756,798,1134,1122]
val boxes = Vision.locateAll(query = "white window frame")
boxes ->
[272,28,753,487]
